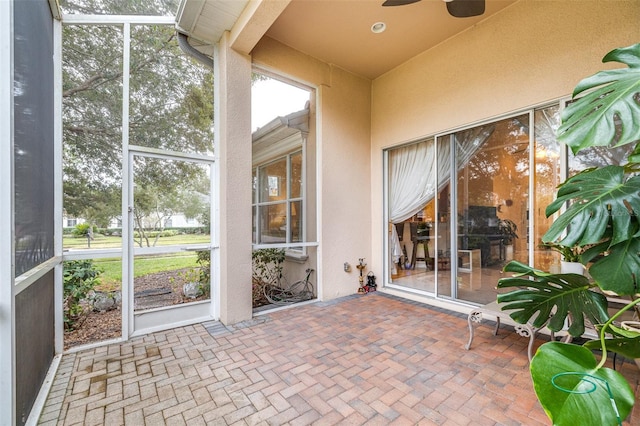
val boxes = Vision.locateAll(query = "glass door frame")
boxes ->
[384,106,560,305]
[125,147,218,337]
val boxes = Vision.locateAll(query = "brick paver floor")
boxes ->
[39,292,640,425]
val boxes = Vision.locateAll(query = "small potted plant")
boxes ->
[540,241,585,274]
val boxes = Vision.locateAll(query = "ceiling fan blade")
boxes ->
[382,0,421,6]
[446,0,485,17]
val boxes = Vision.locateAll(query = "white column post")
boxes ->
[214,32,253,324]
[121,22,132,339]
[53,17,64,355]
[0,1,16,424]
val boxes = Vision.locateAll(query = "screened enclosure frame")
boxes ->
[58,13,219,345]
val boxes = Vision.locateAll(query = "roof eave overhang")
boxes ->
[253,107,309,143]
[175,0,291,55]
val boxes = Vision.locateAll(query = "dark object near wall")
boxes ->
[461,205,500,266]
[14,0,55,277]
[16,271,55,425]
[13,1,56,424]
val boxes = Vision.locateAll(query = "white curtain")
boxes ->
[454,125,495,179]
[388,126,494,269]
[389,140,438,224]
[389,126,493,224]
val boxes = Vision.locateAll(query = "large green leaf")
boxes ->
[583,322,640,360]
[588,237,640,295]
[544,166,640,246]
[542,166,640,294]
[497,261,609,337]
[531,342,635,425]
[557,43,640,153]
[584,338,640,361]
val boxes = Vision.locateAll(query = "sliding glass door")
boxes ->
[387,138,438,295]
[454,114,529,304]
[386,108,568,306]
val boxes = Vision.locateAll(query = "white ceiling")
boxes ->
[177,0,517,80]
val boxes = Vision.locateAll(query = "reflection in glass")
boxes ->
[252,205,257,244]
[252,169,257,204]
[260,204,287,244]
[534,106,562,271]
[436,136,453,299]
[259,159,287,202]
[455,115,529,305]
[290,200,302,243]
[387,117,531,304]
[388,137,444,296]
[291,153,302,198]
[254,151,304,246]
[569,144,634,173]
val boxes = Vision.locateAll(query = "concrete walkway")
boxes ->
[39,293,640,425]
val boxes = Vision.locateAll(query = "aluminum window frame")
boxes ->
[252,149,306,255]
[382,99,569,307]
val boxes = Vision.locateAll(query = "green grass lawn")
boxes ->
[93,252,200,291]
[64,233,209,291]
[63,233,210,250]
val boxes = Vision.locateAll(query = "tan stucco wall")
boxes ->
[316,71,373,299]
[370,0,640,279]
[247,1,639,305]
[253,37,373,300]
[216,32,254,324]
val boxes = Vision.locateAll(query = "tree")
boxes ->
[62,1,214,235]
[132,157,209,247]
[60,0,179,16]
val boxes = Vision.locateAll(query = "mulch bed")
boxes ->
[64,269,208,349]
[64,308,122,350]
[64,271,275,349]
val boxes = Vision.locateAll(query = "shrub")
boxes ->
[72,223,92,237]
[63,260,103,330]
[252,248,285,307]
[166,226,208,235]
[101,228,122,236]
[252,248,285,286]
[179,268,198,283]
[196,250,210,296]
[132,229,181,238]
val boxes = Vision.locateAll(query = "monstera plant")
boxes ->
[498,43,640,425]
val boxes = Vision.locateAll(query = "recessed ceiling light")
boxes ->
[371,22,386,34]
